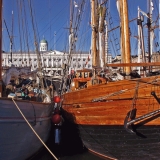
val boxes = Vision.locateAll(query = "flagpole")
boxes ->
[54,31,56,50]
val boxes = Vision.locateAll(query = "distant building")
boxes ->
[2,38,112,76]
[39,39,48,51]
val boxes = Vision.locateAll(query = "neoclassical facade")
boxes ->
[2,38,112,76]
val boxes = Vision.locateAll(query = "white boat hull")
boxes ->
[0,98,53,160]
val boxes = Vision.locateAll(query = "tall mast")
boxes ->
[91,0,96,67]
[68,0,73,73]
[120,0,131,75]
[69,0,73,56]
[119,0,125,66]
[137,6,141,75]
[69,0,73,35]
[105,20,108,63]
[147,0,151,64]
[0,0,2,96]
[28,0,44,88]
[91,0,99,68]
[99,0,106,69]
[137,7,146,77]
[10,11,13,63]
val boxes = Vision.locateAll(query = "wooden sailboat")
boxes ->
[0,1,57,160]
[61,0,160,159]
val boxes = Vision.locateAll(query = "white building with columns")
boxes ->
[2,38,112,76]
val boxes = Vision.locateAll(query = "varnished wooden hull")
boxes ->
[62,99,160,159]
[62,75,160,159]
[62,75,160,104]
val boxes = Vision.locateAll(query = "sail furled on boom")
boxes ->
[91,0,107,69]
[91,0,99,68]
[99,4,106,68]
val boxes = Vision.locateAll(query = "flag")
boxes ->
[116,0,120,17]
[74,1,78,8]
[88,56,90,61]
[85,50,91,66]
[139,9,149,18]
[151,1,154,11]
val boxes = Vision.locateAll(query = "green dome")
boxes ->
[40,39,48,43]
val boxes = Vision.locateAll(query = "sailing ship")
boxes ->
[0,1,58,160]
[61,0,160,159]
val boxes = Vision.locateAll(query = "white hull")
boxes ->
[0,98,53,160]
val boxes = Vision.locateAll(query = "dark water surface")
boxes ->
[28,121,106,160]
[28,147,105,160]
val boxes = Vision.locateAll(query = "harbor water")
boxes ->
[28,120,106,160]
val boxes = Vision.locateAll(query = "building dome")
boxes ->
[40,39,48,44]
[40,38,48,51]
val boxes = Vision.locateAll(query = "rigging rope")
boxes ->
[131,80,139,109]
[60,0,86,95]
[3,19,12,44]
[128,81,139,120]
[22,0,31,66]
[92,76,160,102]
[106,4,120,56]
[17,0,23,63]
[28,0,44,88]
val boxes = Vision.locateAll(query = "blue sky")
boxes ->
[2,0,159,57]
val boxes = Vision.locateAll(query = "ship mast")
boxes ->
[99,0,106,69]
[147,0,151,63]
[28,0,44,88]
[10,11,14,63]
[68,0,73,66]
[91,0,99,68]
[147,0,154,73]
[0,0,2,96]
[119,0,131,76]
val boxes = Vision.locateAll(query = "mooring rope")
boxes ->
[12,98,58,160]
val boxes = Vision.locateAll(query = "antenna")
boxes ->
[10,10,14,63]
[54,31,56,50]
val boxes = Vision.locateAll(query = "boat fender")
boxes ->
[53,96,61,103]
[52,114,62,125]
